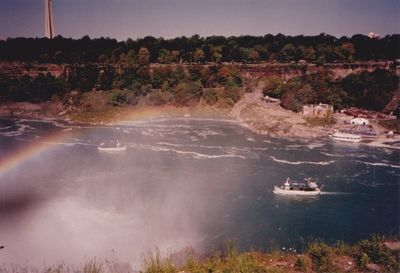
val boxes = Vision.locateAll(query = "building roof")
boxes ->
[351,117,369,123]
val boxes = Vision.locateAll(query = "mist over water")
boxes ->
[0,118,399,267]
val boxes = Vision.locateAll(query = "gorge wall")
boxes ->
[1,61,398,81]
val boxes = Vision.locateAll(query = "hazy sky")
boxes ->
[0,0,399,40]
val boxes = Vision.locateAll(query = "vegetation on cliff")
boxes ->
[263,69,399,114]
[1,34,399,64]
[0,64,244,112]
[1,34,399,120]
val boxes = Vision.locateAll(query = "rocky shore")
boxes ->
[0,101,65,120]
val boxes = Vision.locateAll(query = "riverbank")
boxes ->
[0,88,326,138]
[0,90,399,149]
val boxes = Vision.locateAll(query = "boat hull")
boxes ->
[98,146,127,152]
[330,136,361,142]
[273,186,321,196]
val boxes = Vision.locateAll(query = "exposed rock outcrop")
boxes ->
[230,88,326,138]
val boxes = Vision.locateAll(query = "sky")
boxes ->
[0,0,399,40]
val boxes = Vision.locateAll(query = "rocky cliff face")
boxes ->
[0,62,66,78]
[238,61,397,80]
[0,61,397,80]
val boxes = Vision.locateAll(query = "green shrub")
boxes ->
[225,253,268,273]
[333,240,351,256]
[182,253,205,273]
[294,256,306,271]
[203,88,218,105]
[357,252,370,269]
[262,75,284,98]
[308,242,337,273]
[355,235,400,272]
[142,248,176,273]
[173,81,203,106]
[147,90,172,106]
[108,89,133,106]
[218,87,243,107]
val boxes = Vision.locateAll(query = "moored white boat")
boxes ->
[98,140,127,152]
[330,130,361,142]
[273,177,322,196]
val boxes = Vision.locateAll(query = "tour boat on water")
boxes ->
[98,140,127,152]
[273,177,322,195]
[330,130,362,142]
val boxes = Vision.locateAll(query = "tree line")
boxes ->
[0,33,399,64]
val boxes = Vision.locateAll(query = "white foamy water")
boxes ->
[270,156,335,165]
[0,124,34,137]
[127,143,248,160]
[355,160,400,169]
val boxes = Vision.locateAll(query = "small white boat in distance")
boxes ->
[273,177,322,196]
[98,140,127,152]
[330,130,361,142]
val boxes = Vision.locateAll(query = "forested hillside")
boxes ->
[1,33,399,64]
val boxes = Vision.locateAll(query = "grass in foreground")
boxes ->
[141,236,399,273]
[1,236,399,273]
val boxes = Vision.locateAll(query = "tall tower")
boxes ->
[44,0,55,38]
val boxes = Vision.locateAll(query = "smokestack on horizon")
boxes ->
[44,0,55,39]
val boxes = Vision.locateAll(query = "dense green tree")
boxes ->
[188,65,203,81]
[98,67,114,90]
[202,88,218,105]
[138,47,150,66]
[109,89,134,106]
[302,46,316,62]
[262,76,284,98]
[2,73,66,102]
[193,49,206,63]
[171,50,180,63]
[221,87,242,105]
[248,49,260,62]
[0,34,400,64]
[173,81,203,105]
[152,67,173,89]
[170,65,186,86]
[340,42,355,61]
[279,43,296,62]
[98,54,110,63]
[126,49,137,67]
[8,76,34,101]
[68,64,99,92]
[341,69,399,110]
[158,49,173,63]
[276,69,398,112]
[211,46,223,62]
[111,47,125,63]
[0,34,398,63]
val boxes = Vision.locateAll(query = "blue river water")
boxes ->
[0,117,398,265]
